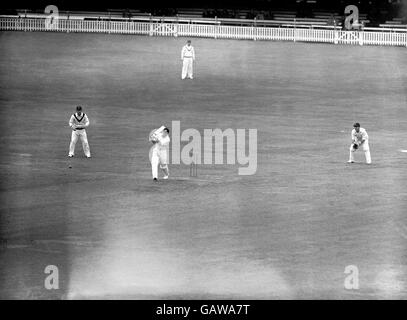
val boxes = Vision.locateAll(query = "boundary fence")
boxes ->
[1,16,406,47]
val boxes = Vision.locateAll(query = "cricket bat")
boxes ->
[149,125,166,142]
[154,126,166,136]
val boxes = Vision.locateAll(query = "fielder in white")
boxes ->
[348,122,371,164]
[149,126,170,181]
[181,40,195,80]
[68,105,91,158]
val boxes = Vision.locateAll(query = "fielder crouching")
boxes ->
[68,105,91,158]
[348,122,371,164]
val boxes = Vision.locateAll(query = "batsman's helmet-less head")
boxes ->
[353,123,360,128]
[76,105,82,112]
[164,127,170,133]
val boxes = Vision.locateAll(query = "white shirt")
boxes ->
[158,135,170,150]
[181,44,195,60]
[351,128,368,143]
[69,112,89,130]
[152,133,170,152]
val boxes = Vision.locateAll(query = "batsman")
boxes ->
[149,126,170,181]
[348,122,371,164]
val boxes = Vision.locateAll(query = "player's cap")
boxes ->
[187,40,191,43]
[164,127,170,133]
[353,123,360,128]
[76,105,82,111]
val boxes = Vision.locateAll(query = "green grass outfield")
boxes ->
[0,31,406,299]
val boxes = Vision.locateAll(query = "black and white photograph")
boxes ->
[0,0,406,303]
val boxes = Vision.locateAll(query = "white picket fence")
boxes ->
[1,16,406,47]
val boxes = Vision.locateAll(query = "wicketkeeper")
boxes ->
[68,106,91,158]
[348,122,371,164]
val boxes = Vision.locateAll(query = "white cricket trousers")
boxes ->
[182,57,193,79]
[151,148,168,179]
[349,141,371,164]
[69,129,91,157]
